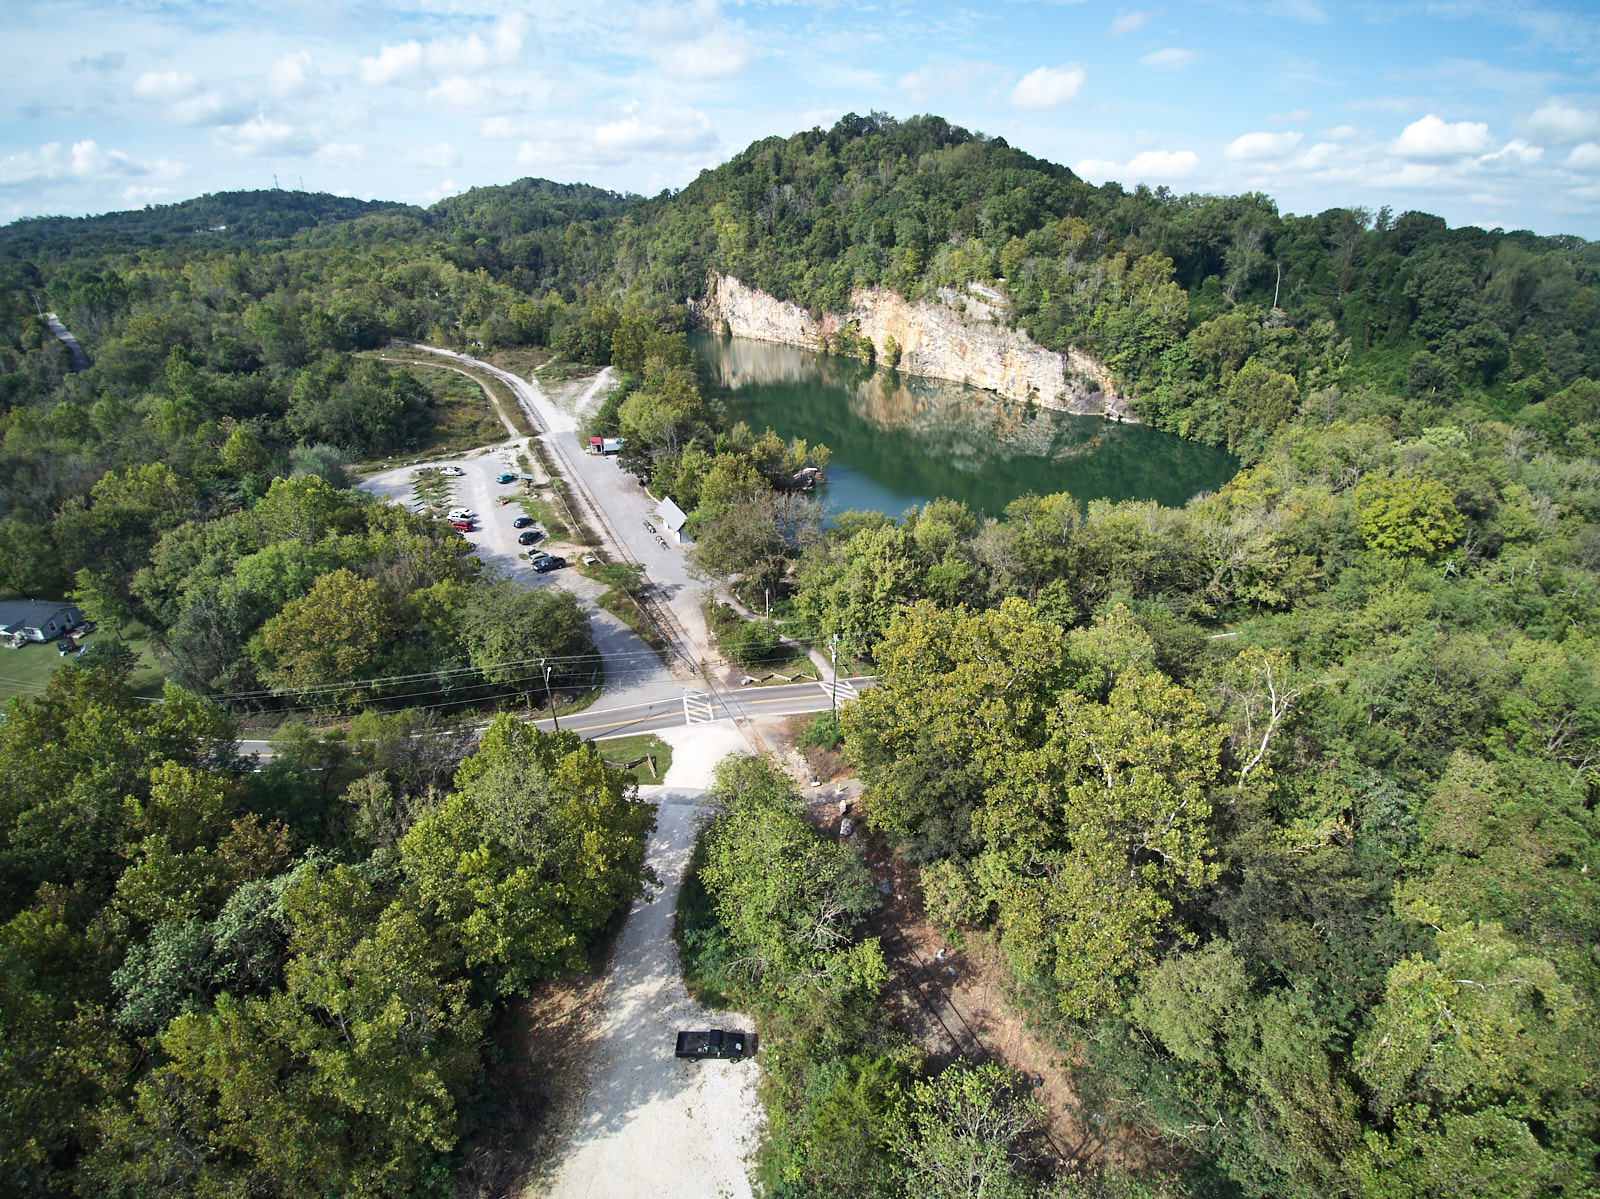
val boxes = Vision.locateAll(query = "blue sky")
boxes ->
[4,0,1599,236]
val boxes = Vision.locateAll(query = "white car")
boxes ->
[447,508,477,521]
[438,465,466,477]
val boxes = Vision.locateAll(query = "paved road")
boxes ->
[236,676,875,759]
[412,346,721,665]
[44,312,89,371]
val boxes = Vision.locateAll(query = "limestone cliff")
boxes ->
[696,273,1135,422]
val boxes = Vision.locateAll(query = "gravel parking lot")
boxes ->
[358,444,682,706]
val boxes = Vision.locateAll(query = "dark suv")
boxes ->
[518,529,543,545]
[532,555,566,573]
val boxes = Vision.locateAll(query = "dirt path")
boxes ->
[541,725,760,1199]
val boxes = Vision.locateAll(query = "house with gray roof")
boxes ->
[0,600,87,644]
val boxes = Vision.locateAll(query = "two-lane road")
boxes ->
[236,676,876,759]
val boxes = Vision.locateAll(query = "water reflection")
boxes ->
[696,334,1237,518]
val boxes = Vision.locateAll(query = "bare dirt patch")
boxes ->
[804,805,1175,1178]
[777,712,847,784]
[456,968,610,1199]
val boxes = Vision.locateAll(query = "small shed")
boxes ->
[0,601,86,644]
[588,436,603,454]
[656,496,690,545]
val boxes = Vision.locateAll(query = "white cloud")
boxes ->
[1225,131,1303,162]
[1109,11,1153,35]
[403,179,466,205]
[122,185,174,205]
[481,116,530,140]
[360,16,533,87]
[512,103,719,169]
[168,92,251,127]
[1320,124,1361,141]
[1393,114,1495,161]
[1073,148,1199,183]
[399,143,460,169]
[1269,108,1313,124]
[1010,63,1087,108]
[314,142,367,168]
[358,41,423,85]
[425,13,531,73]
[1073,157,1121,181]
[217,116,314,158]
[593,105,716,154]
[1480,138,1543,169]
[635,0,754,81]
[0,140,153,188]
[1140,47,1197,70]
[133,70,200,103]
[1526,99,1600,145]
[1125,148,1199,178]
[899,63,988,104]
[267,51,319,100]
[1566,143,1600,173]
[133,70,250,126]
[425,76,494,114]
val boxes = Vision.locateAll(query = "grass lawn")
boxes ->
[595,588,670,664]
[0,621,165,703]
[351,353,533,473]
[486,348,553,374]
[593,733,673,784]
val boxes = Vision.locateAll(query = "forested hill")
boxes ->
[431,111,1600,462]
[0,190,411,259]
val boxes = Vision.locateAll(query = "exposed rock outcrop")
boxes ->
[695,273,1135,422]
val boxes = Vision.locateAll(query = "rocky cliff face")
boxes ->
[697,273,1135,422]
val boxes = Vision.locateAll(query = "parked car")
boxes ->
[450,519,474,531]
[527,550,551,565]
[513,515,535,528]
[447,508,476,521]
[674,1030,751,1061]
[496,473,517,484]
[533,555,567,573]
[517,530,543,545]
[438,466,465,477]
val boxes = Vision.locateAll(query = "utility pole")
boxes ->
[541,659,559,731]
[830,633,839,715]
[764,588,770,621]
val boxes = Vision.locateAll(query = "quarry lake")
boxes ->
[696,334,1239,518]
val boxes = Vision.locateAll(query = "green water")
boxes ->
[695,335,1238,518]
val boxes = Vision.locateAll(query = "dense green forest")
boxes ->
[1,110,1597,1197]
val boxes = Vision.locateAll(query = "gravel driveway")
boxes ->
[545,724,760,1199]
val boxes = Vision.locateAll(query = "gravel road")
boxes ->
[544,724,760,1199]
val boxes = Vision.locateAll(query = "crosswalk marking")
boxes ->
[819,678,857,706]
[682,692,718,725]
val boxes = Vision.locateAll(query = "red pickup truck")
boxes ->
[449,519,473,531]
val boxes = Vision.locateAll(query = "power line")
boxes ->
[203,645,670,702]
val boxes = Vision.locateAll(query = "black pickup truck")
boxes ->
[675,1029,751,1060]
